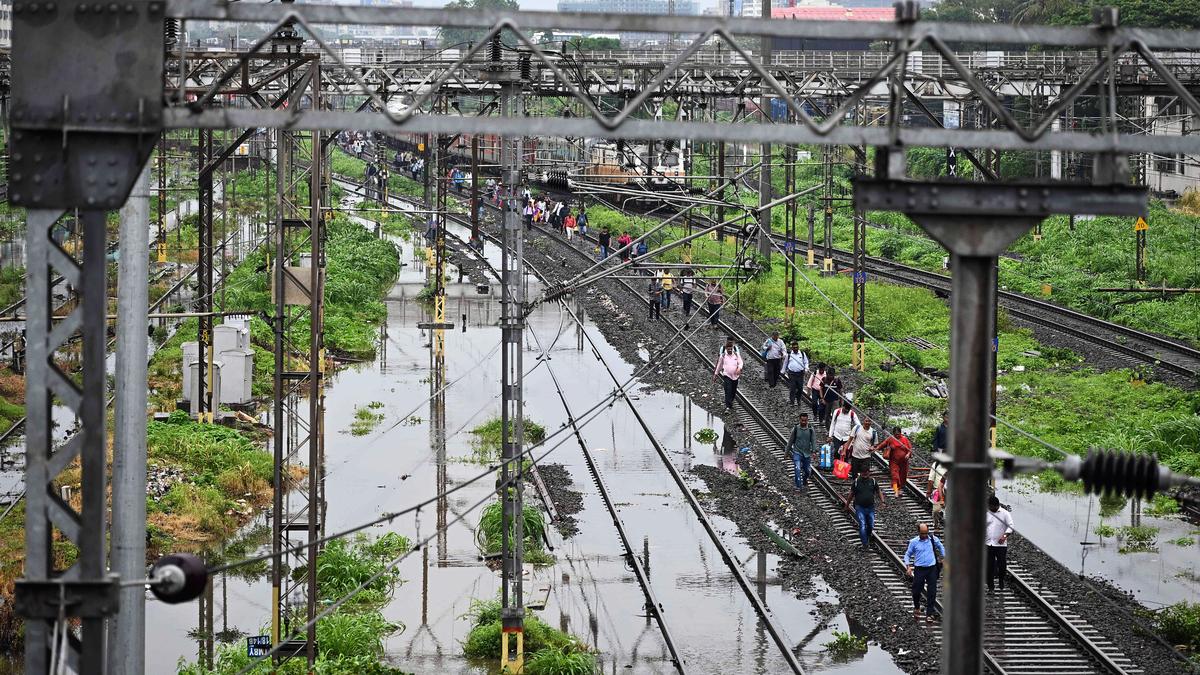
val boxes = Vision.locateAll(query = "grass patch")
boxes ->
[476,500,552,565]
[145,411,272,550]
[1117,525,1160,553]
[1170,536,1195,547]
[462,599,595,671]
[0,266,22,308]
[1154,601,1200,651]
[1093,523,1117,539]
[693,428,718,444]
[350,401,386,436]
[180,532,412,674]
[469,415,548,463]
[1148,493,1182,516]
[824,630,868,658]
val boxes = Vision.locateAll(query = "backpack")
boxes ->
[637,241,648,255]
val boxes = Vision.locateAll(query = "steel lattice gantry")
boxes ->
[14,1,1200,673]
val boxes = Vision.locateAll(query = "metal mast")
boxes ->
[268,21,325,668]
[484,39,528,671]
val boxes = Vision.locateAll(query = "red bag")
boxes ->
[832,459,851,479]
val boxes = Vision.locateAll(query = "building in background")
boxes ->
[0,0,11,50]
[771,2,893,49]
[558,0,698,14]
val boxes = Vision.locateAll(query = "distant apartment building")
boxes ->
[0,0,11,50]
[558,0,699,16]
[1143,96,1199,197]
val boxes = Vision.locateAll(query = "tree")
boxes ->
[567,36,621,50]
[438,0,520,48]
[927,0,1200,28]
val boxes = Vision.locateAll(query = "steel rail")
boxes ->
[514,199,1141,675]
[529,326,689,675]
[365,177,807,675]
[716,317,1136,675]
[807,244,1200,380]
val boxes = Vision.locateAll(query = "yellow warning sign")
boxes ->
[1134,216,1148,232]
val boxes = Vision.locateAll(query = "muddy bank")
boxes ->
[538,462,583,538]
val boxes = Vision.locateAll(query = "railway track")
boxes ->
[348,177,809,674]
[499,208,1144,675]
[800,242,1200,381]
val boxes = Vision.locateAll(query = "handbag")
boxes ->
[832,459,851,479]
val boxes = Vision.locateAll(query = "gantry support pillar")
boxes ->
[489,68,527,673]
[197,128,215,419]
[855,173,1145,675]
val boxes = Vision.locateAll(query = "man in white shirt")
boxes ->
[827,402,858,459]
[985,495,1014,592]
[781,343,809,407]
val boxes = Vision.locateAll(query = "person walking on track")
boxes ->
[807,363,826,420]
[706,282,726,328]
[878,426,913,496]
[618,232,633,262]
[598,228,611,260]
[660,270,675,309]
[679,272,696,327]
[904,523,945,624]
[933,411,949,460]
[713,342,743,411]
[821,367,843,426]
[827,401,858,460]
[846,417,878,479]
[788,412,817,489]
[782,343,810,406]
[986,495,1014,592]
[844,465,884,548]
[761,331,786,388]
[647,276,663,320]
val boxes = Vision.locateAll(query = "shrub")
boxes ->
[1117,525,1159,553]
[824,630,867,657]
[1155,602,1200,650]
[525,647,597,675]
[476,501,549,560]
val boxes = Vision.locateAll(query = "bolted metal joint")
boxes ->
[15,575,121,619]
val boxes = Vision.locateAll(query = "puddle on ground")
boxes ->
[999,477,1200,609]
[144,226,905,673]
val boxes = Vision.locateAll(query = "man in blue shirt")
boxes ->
[903,523,946,624]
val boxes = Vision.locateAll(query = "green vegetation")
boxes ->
[1148,493,1182,516]
[927,0,1200,28]
[824,630,868,657]
[350,401,386,436]
[462,599,596,673]
[476,500,553,566]
[1153,601,1200,651]
[858,203,1200,346]
[469,415,548,462]
[1093,523,1117,539]
[437,0,518,46]
[1170,536,1195,547]
[586,198,1200,477]
[180,533,412,674]
[146,411,273,550]
[0,368,22,437]
[0,266,22,308]
[693,427,719,444]
[1117,525,1159,553]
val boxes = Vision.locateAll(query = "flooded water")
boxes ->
[997,478,1200,609]
[144,225,904,673]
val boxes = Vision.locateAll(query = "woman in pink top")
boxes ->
[712,342,744,410]
[806,362,826,419]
